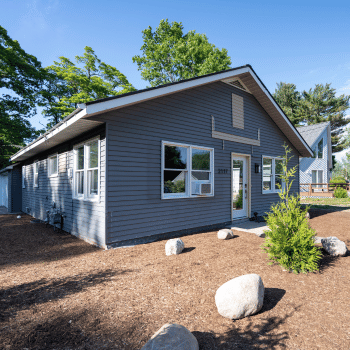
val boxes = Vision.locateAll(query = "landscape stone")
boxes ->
[313,236,325,244]
[215,274,264,319]
[217,229,234,240]
[321,236,348,256]
[165,238,184,256]
[255,231,266,238]
[141,323,199,350]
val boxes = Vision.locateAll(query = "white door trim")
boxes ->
[231,153,251,221]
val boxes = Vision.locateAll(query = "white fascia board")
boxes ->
[247,68,313,156]
[84,67,251,116]
[11,108,87,161]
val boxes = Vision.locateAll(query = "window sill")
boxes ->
[48,174,58,178]
[262,190,281,195]
[73,196,99,203]
[33,185,38,188]
[162,194,214,200]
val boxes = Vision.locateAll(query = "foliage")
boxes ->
[234,189,243,209]
[330,176,346,184]
[192,152,210,170]
[262,144,322,273]
[273,82,350,152]
[39,46,136,127]
[0,25,43,168]
[133,19,231,87]
[334,187,348,199]
[164,180,185,193]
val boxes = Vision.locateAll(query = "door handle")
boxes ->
[245,189,247,199]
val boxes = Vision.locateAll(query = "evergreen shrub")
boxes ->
[262,144,322,273]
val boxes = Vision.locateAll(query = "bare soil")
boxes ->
[0,212,349,350]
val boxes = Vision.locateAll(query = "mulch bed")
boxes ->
[0,212,349,349]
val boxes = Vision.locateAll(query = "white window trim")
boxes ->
[262,156,285,194]
[73,136,100,202]
[48,153,58,178]
[33,161,39,188]
[161,140,214,199]
[22,166,26,189]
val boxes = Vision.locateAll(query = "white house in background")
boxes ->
[296,122,332,184]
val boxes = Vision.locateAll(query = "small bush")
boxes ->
[334,187,348,198]
[330,176,346,184]
[262,144,322,274]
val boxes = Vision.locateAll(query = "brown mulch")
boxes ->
[0,212,349,350]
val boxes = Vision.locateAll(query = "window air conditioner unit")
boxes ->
[192,182,212,195]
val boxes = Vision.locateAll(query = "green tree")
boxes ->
[133,19,232,87]
[273,82,303,125]
[301,84,350,152]
[39,46,136,127]
[0,25,43,168]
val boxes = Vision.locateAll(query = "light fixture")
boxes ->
[255,163,260,173]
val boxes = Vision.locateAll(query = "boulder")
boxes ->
[165,238,184,256]
[313,236,325,244]
[321,237,348,256]
[217,229,234,240]
[141,323,199,350]
[215,274,264,319]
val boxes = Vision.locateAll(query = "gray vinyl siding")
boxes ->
[22,126,106,247]
[100,81,299,245]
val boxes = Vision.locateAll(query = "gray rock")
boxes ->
[217,229,234,240]
[141,323,199,350]
[313,236,325,244]
[165,238,184,256]
[255,231,266,238]
[321,236,348,256]
[215,274,264,319]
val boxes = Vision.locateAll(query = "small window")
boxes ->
[34,161,39,187]
[162,141,214,199]
[48,154,58,177]
[73,138,100,200]
[317,139,323,159]
[262,156,285,194]
[22,166,25,189]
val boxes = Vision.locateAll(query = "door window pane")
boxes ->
[192,149,210,170]
[163,170,186,194]
[232,160,243,210]
[164,146,187,169]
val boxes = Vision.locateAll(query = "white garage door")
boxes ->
[0,173,9,208]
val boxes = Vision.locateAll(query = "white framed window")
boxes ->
[262,156,285,194]
[34,161,39,187]
[161,141,214,199]
[73,137,100,201]
[312,138,323,159]
[48,154,58,177]
[22,166,26,189]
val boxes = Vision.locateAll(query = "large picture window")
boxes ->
[263,156,285,194]
[73,138,100,200]
[162,141,214,199]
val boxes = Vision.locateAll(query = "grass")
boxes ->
[300,196,350,210]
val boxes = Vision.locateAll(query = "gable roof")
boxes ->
[296,122,330,148]
[10,65,313,162]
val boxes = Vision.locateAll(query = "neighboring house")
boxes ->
[10,65,312,248]
[296,122,332,185]
[0,163,22,213]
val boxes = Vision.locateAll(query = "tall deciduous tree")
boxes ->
[0,25,43,168]
[274,82,350,153]
[39,46,136,127]
[133,19,232,87]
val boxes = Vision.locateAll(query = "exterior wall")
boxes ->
[101,81,300,245]
[299,128,329,184]
[22,126,106,247]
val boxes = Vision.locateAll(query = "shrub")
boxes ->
[334,187,348,198]
[330,176,346,184]
[262,144,322,274]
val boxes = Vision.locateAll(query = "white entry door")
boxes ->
[232,155,248,219]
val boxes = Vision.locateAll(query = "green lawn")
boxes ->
[301,197,350,210]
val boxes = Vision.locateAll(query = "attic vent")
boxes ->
[227,79,247,91]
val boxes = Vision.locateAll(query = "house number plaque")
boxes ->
[218,169,229,174]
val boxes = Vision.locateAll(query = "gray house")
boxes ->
[10,65,312,248]
[296,122,332,185]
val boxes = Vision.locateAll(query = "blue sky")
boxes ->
[2,0,350,158]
